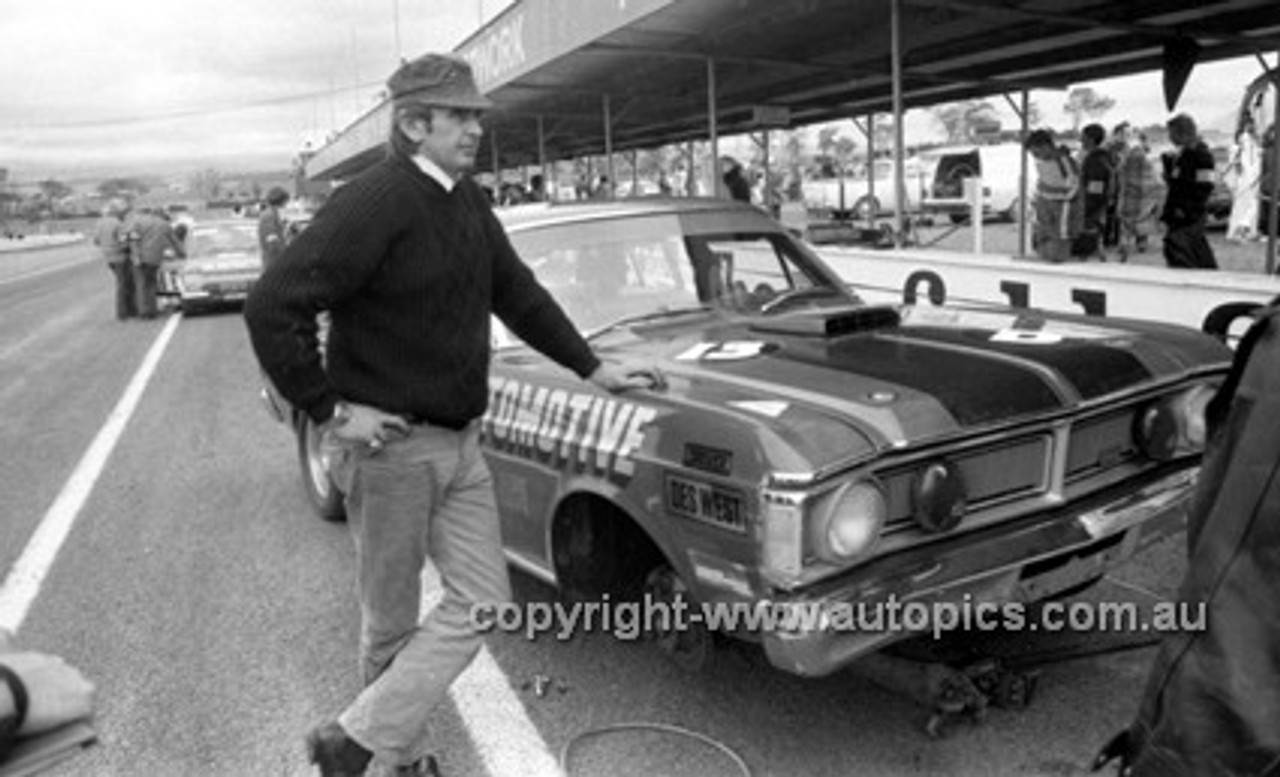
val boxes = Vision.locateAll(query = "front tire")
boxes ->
[297,416,346,521]
[853,195,881,221]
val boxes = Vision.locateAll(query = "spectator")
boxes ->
[1257,124,1278,240]
[243,52,663,777]
[123,208,184,319]
[528,174,547,202]
[92,199,135,321]
[721,156,753,203]
[1076,123,1113,260]
[1161,113,1218,269]
[1094,297,1280,776]
[257,186,291,267]
[1112,125,1163,261]
[591,175,612,200]
[1025,129,1081,262]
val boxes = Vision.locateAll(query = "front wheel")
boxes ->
[853,195,881,221]
[297,416,346,521]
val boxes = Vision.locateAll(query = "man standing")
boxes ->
[1025,129,1081,262]
[243,53,662,776]
[124,208,184,319]
[1161,113,1218,269]
[1076,123,1113,260]
[257,186,291,267]
[92,198,135,320]
[720,156,753,203]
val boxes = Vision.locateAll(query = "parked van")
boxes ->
[921,143,1034,223]
[802,156,933,218]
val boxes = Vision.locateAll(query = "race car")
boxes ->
[166,220,263,315]
[261,197,1231,676]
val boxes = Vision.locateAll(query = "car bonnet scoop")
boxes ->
[749,304,901,338]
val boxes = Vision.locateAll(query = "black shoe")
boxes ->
[306,721,373,777]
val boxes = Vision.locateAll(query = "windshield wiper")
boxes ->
[586,305,716,342]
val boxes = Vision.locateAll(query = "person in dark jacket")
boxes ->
[256,186,291,267]
[92,198,135,320]
[1075,123,1113,260]
[123,208,184,319]
[1094,297,1280,776]
[244,52,663,777]
[1160,113,1218,269]
[721,156,753,203]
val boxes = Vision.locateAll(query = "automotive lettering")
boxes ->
[1072,289,1107,317]
[904,270,946,305]
[1000,280,1029,309]
[482,377,657,483]
[898,270,1112,318]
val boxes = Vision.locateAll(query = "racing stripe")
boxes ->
[752,336,1065,427]
[899,327,1153,400]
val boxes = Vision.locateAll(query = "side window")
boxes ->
[687,234,822,311]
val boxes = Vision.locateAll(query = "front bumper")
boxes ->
[760,466,1196,677]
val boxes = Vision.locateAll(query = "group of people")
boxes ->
[92,201,187,320]
[1027,113,1220,269]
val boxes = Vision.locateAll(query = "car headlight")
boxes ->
[911,460,967,533]
[1133,383,1216,461]
[812,480,886,563]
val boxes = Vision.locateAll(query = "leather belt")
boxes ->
[402,414,472,431]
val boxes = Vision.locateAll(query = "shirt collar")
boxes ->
[412,154,456,192]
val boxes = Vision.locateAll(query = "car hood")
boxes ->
[182,252,261,274]
[608,304,1231,468]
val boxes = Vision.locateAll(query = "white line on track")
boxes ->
[0,313,180,633]
[0,255,96,288]
[1,310,560,775]
[422,572,564,777]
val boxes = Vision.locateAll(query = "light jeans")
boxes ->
[326,421,511,766]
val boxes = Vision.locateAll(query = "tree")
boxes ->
[97,178,149,200]
[931,100,1001,144]
[189,168,223,202]
[1063,87,1116,132]
[38,179,72,201]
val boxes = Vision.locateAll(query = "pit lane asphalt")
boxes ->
[1,243,1189,776]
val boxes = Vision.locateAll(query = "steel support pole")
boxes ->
[891,0,905,246]
[868,113,877,226]
[1268,57,1278,274]
[708,57,719,196]
[1019,89,1030,257]
[537,115,549,200]
[603,94,614,198]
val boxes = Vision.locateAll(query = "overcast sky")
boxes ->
[0,0,507,182]
[0,0,1270,184]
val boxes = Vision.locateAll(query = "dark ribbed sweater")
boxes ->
[244,153,600,426]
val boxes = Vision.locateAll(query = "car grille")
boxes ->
[870,396,1170,552]
[878,433,1050,535]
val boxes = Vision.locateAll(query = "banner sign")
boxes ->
[457,0,675,91]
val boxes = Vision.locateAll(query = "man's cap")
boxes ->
[387,54,492,110]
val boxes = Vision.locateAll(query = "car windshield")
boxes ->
[507,211,855,336]
[189,224,258,257]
